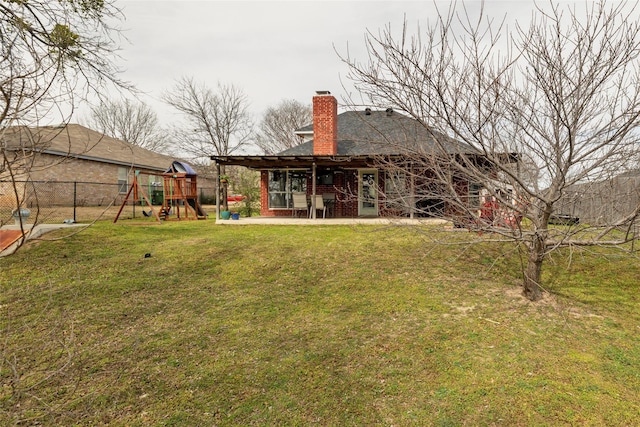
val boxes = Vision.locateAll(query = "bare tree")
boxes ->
[85,98,170,153]
[0,0,128,421]
[162,77,253,161]
[255,99,312,154]
[162,77,253,211]
[1,0,129,234]
[342,0,640,301]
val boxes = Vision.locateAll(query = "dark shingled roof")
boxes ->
[279,110,475,156]
[210,109,490,169]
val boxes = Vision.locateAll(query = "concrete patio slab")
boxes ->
[214,216,450,226]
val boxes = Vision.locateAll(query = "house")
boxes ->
[211,91,511,220]
[0,124,215,211]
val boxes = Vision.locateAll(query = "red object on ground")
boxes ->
[227,194,245,202]
[0,230,24,251]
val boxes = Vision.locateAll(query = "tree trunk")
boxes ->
[222,182,229,212]
[220,165,229,212]
[523,237,545,301]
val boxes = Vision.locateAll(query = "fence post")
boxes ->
[73,181,77,222]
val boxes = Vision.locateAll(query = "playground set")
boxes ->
[114,161,207,223]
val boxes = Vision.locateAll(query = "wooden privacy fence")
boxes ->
[556,175,640,226]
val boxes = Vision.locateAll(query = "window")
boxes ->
[118,167,128,193]
[268,170,307,209]
[148,174,161,184]
[469,183,483,210]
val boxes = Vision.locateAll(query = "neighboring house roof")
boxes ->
[610,169,640,179]
[2,124,175,171]
[281,110,475,157]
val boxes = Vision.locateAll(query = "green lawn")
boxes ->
[1,220,639,425]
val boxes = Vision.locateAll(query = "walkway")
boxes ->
[0,223,86,257]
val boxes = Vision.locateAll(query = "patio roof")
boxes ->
[210,154,378,169]
[211,152,518,170]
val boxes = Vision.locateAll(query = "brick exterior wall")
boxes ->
[312,94,338,156]
[10,154,159,206]
[260,171,272,216]
[260,169,366,218]
[29,154,125,184]
[340,170,360,217]
[28,153,154,183]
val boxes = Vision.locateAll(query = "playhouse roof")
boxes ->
[166,160,197,175]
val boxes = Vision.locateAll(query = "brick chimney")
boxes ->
[312,91,338,155]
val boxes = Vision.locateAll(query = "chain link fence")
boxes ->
[1,180,216,225]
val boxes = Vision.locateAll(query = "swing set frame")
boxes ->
[114,170,206,223]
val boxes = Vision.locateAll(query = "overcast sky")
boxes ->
[83,0,619,139]
[78,1,514,123]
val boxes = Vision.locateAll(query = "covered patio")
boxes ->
[211,154,386,220]
[210,92,517,223]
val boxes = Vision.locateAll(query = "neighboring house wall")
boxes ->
[13,153,164,207]
[29,153,160,183]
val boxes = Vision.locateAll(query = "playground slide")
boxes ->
[187,199,206,217]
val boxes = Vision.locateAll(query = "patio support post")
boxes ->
[311,161,317,219]
[215,161,221,220]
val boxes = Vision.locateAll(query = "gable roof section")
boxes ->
[281,110,474,156]
[2,124,175,171]
[212,110,478,168]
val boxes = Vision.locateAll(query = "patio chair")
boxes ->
[292,192,308,218]
[312,195,326,219]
